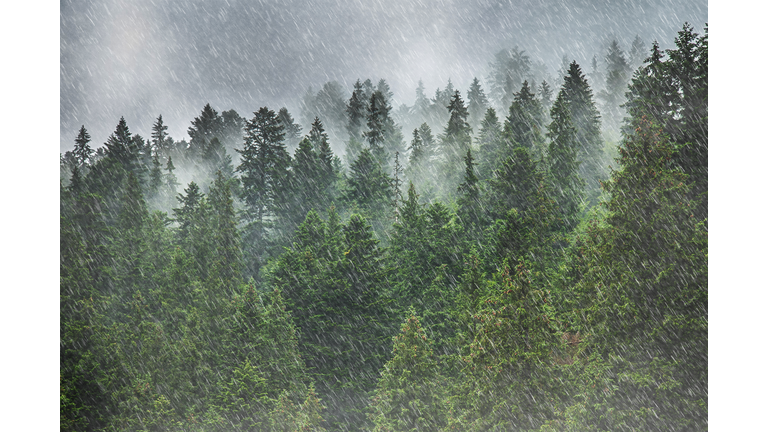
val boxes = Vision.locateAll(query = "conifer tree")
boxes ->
[413,79,431,124]
[345,148,393,232]
[163,156,179,210]
[151,114,170,156]
[503,81,546,159]
[188,103,224,157]
[467,77,489,131]
[148,152,164,198]
[476,107,503,179]
[439,90,472,194]
[236,106,290,276]
[599,40,631,132]
[459,259,558,429]
[457,149,482,232]
[73,125,93,167]
[546,94,584,229]
[277,107,302,150]
[624,24,708,216]
[560,61,604,205]
[105,116,140,172]
[628,35,646,71]
[538,80,554,114]
[369,309,447,431]
[208,171,243,291]
[346,79,367,141]
[365,90,389,166]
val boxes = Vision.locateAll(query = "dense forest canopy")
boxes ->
[60,14,707,432]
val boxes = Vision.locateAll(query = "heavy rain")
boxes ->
[55,0,711,430]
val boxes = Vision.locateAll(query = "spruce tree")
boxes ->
[151,114,170,156]
[277,107,302,151]
[188,103,224,157]
[105,116,140,172]
[365,91,387,164]
[457,149,482,232]
[599,40,631,132]
[73,125,93,167]
[439,90,472,194]
[164,156,179,210]
[538,80,554,114]
[503,81,546,159]
[546,94,585,229]
[369,309,447,431]
[467,77,489,131]
[346,79,367,142]
[413,79,431,124]
[476,107,503,179]
[560,61,604,206]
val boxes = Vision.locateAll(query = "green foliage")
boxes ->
[369,309,448,431]
[60,23,705,430]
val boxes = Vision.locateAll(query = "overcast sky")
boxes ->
[60,0,707,153]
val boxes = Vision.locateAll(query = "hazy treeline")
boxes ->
[61,23,707,431]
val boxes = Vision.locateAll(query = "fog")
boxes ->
[61,0,706,153]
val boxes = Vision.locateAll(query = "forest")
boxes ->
[60,23,707,431]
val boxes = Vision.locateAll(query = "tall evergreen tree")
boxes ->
[365,90,390,167]
[624,24,708,217]
[346,79,367,142]
[73,125,93,167]
[236,107,290,277]
[467,77,489,131]
[457,149,482,233]
[476,107,503,179]
[188,103,224,157]
[151,114,171,156]
[628,35,646,72]
[599,40,631,132]
[413,79,431,124]
[345,148,393,233]
[277,107,303,151]
[560,61,604,206]
[538,80,554,114]
[546,93,585,229]
[369,309,447,431]
[439,90,472,194]
[105,116,140,172]
[503,81,546,159]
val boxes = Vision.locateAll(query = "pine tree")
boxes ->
[439,90,472,194]
[624,24,708,217]
[457,149,482,232]
[277,107,302,151]
[546,94,585,229]
[365,90,389,167]
[560,61,604,206]
[476,108,503,179]
[599,40,631,132]
[538,80,554,114]
[148,152,164,198]
[345,148,393,232]
[467,77,489,131]
[73,125,93,167]
[369,309,447,431]
[164,156,179,210]
[151,114,170,156]
[459,259,558,429]
[628,35,646,71]
[346,79,367,141]
[188,103,224,157]
[503,81,546,159]
[414,79,431,124]
[105,117,140,172]
[208,171,243,291]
